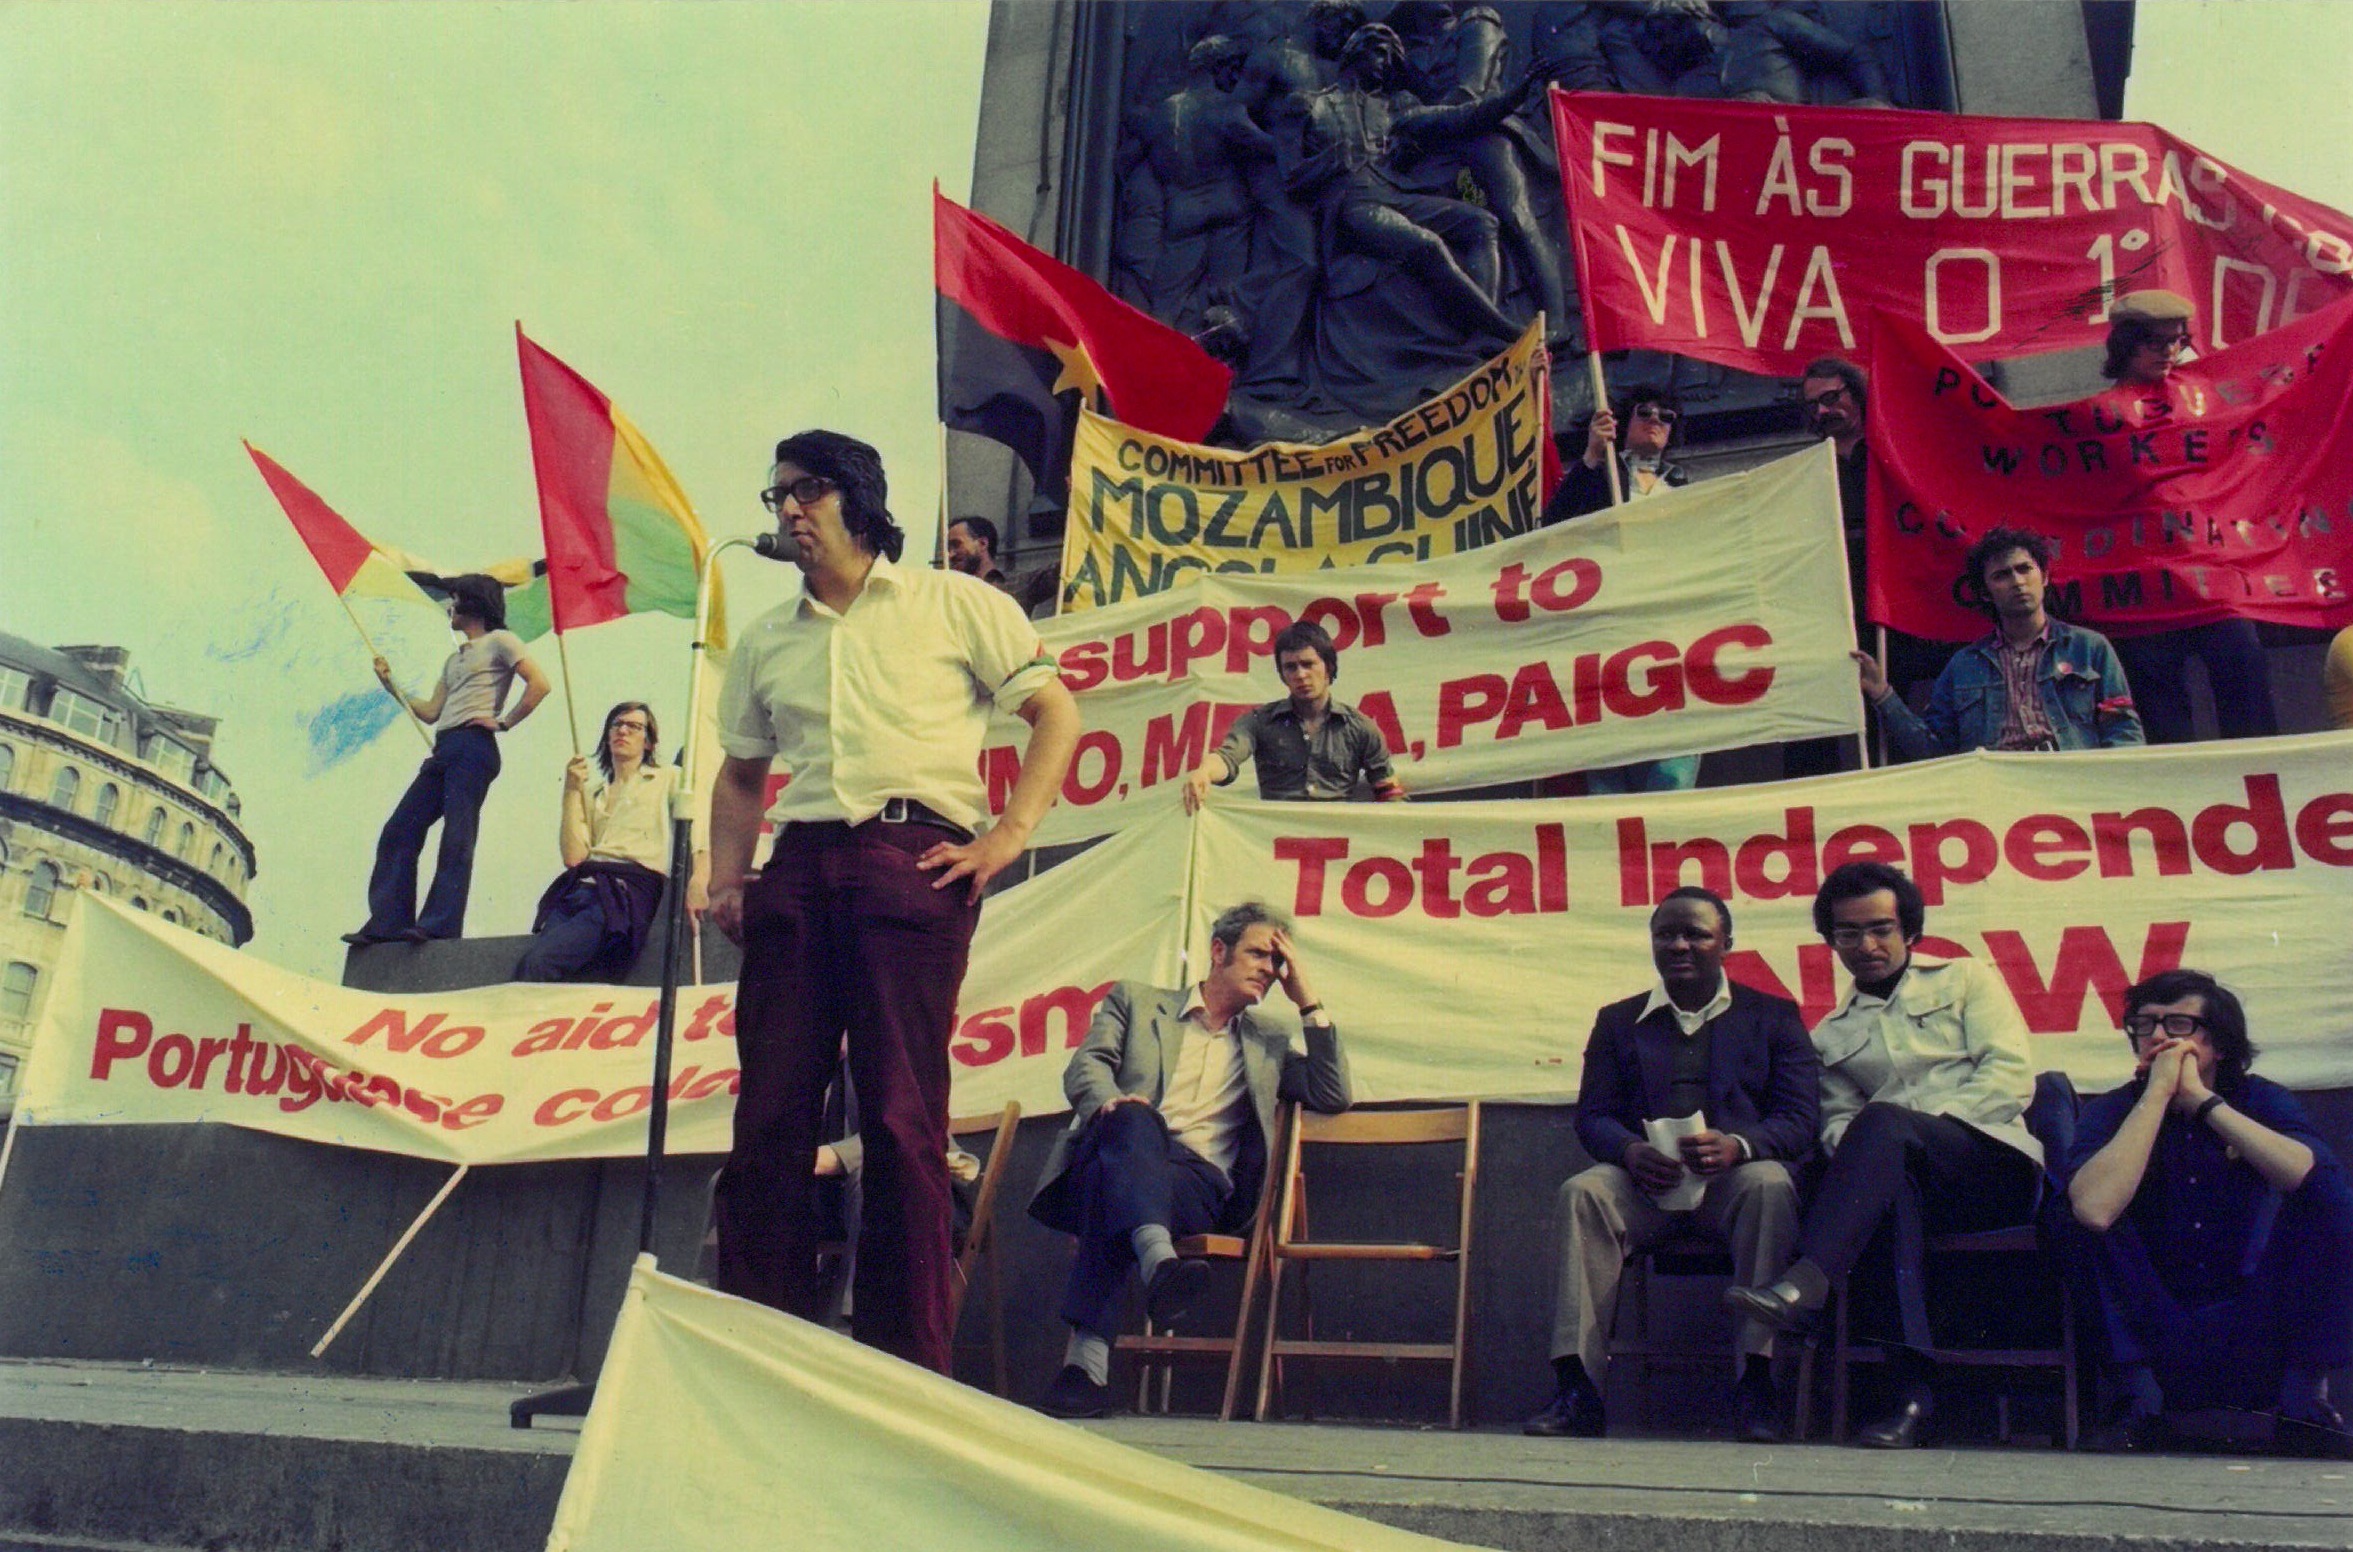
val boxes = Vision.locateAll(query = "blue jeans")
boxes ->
[1584,756,1700,795]
[362,726,500,938]
[2113,621,2280,744]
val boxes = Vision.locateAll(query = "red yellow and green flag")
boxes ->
[515,326,724,648]
[246,442,444,611]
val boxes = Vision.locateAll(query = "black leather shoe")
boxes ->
[398,927,435,943]
[2084,1407,2172,1454]
[1523,1383,1607,1438]
[1722,1283,1814,1334]
[1855,1384,1935,1449]
[1145,1256,1211,1330]
[1732,1367,1784,1443]
[2274,1402,2353,1460]
[1040,1364,1112,1420]
[340,930,392,947]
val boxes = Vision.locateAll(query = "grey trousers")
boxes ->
[1549,1160,1800,1380]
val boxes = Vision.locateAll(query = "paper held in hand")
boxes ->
[1644,1112,1707,1211]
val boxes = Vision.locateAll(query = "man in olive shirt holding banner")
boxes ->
[1181,620,1405,811]
[706,430,1081,1375]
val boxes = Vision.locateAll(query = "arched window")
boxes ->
[25,862,61,919]
[94,783,120,827]
[0,743,14,791]
[1,962,37,1021]
[88,873,111,894]
[163,908,180,924]
[131,896,149,912]
[209,842,224,873]
[144,807,166,846]
[50,766,80,812]
[176,822,194,859]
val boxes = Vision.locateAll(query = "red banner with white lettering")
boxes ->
[1866,299,2353,641]
[1547,91,2353,377]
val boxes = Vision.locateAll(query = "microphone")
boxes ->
[752,532,789,560]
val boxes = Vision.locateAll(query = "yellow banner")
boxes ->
[1059,321,1551,612]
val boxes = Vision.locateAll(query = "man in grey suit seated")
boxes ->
[1027,900,1352,1418]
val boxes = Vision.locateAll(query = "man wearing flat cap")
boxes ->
[2097,288,2281,747]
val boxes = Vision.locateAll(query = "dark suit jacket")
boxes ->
[1541,452,1690,524]
[1027,980,1352,1234]
[1573,981,1819,1169]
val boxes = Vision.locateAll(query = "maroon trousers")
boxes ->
[714,821,977,1373]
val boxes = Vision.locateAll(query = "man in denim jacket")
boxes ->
[1858,528,2143,758]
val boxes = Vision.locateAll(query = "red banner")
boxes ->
[1865,299,2353,642]
[1548,92,2353,378]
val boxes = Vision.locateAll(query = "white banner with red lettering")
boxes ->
[1169,734,2353,1105]
[25,735,2353,1166]
[986,443,1864,844]
[15,813,1193,1161]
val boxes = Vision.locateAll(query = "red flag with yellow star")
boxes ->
[935,188,1231,501]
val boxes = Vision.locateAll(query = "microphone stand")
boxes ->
[513,534,760,1428]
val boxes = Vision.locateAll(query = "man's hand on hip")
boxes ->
[918,825,1023,903]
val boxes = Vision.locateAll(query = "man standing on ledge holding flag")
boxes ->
[706,430,1080,1374]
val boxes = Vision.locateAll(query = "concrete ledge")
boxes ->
[1,1361,2348,1552]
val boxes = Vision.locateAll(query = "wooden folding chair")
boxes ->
[947,1101,1021,1397]
[1255,1102,1481,1428]
[1114,1102,1292,1421]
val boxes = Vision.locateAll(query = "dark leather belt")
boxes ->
[784,797,975,847]
[859,796,974,843]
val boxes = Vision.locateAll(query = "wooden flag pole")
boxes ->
[337,594,437,753]
[552,628,585,757]
[1868,624,1891,770]
[1584,350,1623,506]
[310,1164,470,1357]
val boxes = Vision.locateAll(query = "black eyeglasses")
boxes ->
[1632,405,1678,424]
[1803,387,1851,410]
[2124,1012,2208,1039]
[760,475,837,513]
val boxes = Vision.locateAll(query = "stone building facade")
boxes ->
[0,634,255,1093]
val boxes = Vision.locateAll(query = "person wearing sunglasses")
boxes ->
[512,700,701,983]
[2064,969,2353,1457]
[1542,384,1690,525]
[2095,289,2282,749]
[704,429,1080,1377]
[1539,385,1703,792]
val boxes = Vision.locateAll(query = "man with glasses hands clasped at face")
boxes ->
[2064,970,2353,1457]
[705,430,1081,1376]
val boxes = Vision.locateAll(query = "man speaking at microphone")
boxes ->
[706,430,1080,1374]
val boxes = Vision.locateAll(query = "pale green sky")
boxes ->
[4,0,2349,980]
[1,2,991,975]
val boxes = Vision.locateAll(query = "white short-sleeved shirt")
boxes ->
[433,629,527,733]
[716,558,1058,832]
[583,764,679,873]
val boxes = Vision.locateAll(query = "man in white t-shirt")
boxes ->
[705,429,1080,1376]
[346,574,549,945]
